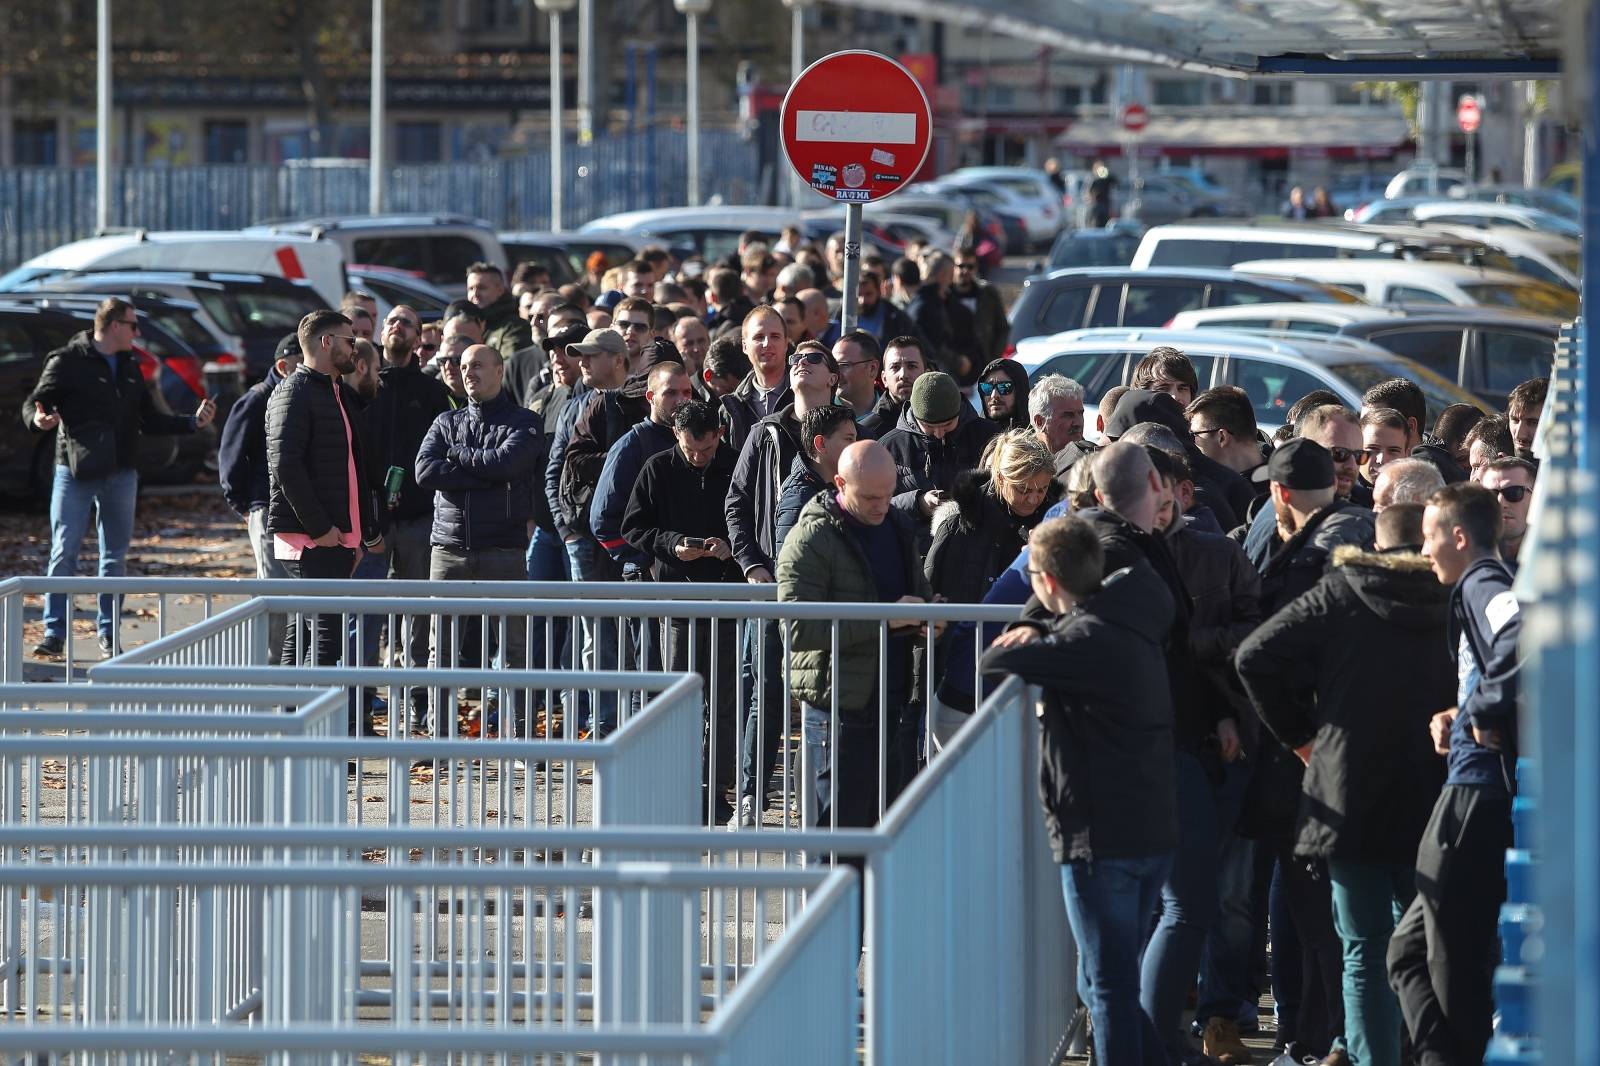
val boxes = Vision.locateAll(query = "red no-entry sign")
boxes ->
[1121,103,1149,133]
[1458,95,1482,134]
[780,50,932,204]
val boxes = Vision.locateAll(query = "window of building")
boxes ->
[204,120,249,164]
[1056,85,1083,110]
[466,0,520,31]
[396,121,443,164]
[14,119,57,165]
[1251,82,1295,106]
[1333,83,1368,107]
[1153,80,1206,106]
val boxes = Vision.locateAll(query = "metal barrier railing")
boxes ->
[0,855,858,1066]
[0,676,1068,1065]
[92,594,1021,833]
[0,576,773,684]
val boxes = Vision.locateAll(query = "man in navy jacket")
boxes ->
[1388,483,1521,1066]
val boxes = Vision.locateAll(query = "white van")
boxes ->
[246,215,506,298]
[1231,258,1580,319]
[1129,220,1496,272]
[0,231,347,308]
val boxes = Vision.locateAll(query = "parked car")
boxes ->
[1385,166,1472,199]
[346,266,454,324]
[1046,227,1146,271]
[939,167,1066,248]
[1125,174,1250,226]
[1130,219,1508,271]
[912,181,1031,254]
[802,208,957,256]
[0,230,346,309]
[0,300,216,496]
[3,270,330,382]
[1011,326,1488,438]
[1232,258,1580,319]
[0,290,244,421]
[246,215,505,298]
[1450,184,1581,221]
[1168,302,1560,406]
[1007,266,1361,348]
[579,206,800,262]
[862,190,1011,264]
[1356,198,1582,239]
[1427,224,1579,290]
[499,231,648,282]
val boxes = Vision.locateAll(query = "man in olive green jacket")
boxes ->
[777,440,934,827]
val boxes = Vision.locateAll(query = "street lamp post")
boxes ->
[370,0,385,214]
[674,0,712,206]
[96,0,111,232]
[780,0,814,208]
[535,0,577,231]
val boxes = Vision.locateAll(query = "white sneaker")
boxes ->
[726,795,757,830]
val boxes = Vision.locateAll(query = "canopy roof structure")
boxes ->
[827,0,1565,77]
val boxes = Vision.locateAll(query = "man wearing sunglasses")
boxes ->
[975,357,1031,432]
[27,297,216,660]
[1479,456,1536,568]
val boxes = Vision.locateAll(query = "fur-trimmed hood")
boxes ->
[1330,545,1449,630]
[930,468,1058,541]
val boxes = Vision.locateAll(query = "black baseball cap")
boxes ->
[1254,437,1335,490]
[274,332,301,362]
[1103,388,1189,441]
[542,323,589,355]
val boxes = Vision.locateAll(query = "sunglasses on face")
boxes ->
[1490,484,1531,502]
[418,343,439,353]
[977,380,1014,397]
[1329,447,1365,464]
[615,319,652,333]
[788,350,828,368]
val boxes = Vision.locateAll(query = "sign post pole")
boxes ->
[778,50,932,333]
[841,202,863,333]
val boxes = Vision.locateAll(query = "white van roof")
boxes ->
[17,230,346,307]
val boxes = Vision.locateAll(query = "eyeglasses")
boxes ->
[1024,565,1045,578]
[976,380,1014,397]
[788,350,828,368]
[835,359,876,371]
[615,319,652,333]
[1191,427,1223,439]
[1489,484,1531,502]
[418,343,440,354]
[1329,447,1366,464]
[326,334,357,345]
[116,317,141,331]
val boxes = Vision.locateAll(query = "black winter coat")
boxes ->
[718,371,793,452]
[880,403,1001,513]
[1169,520,1265,746]
[926,471,1057,605]
[981,562,1179,863]
[218,365,284,517]
[26,331,193,476]
[621,443,743,583]
[725,406,805,576]
[265,366,377,543]
[414,390,543,552]
[365,361,454,528]
[1235,547,1451,865]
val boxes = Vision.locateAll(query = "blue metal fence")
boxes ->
[0,128,762,271]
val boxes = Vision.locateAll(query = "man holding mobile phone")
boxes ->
[27,297,214,659]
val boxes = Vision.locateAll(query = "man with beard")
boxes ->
[975,357,1031,432]
[266,310,383,674]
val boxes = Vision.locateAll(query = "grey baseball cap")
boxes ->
[569,328,627,359]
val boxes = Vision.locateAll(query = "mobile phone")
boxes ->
[682,537,707,549]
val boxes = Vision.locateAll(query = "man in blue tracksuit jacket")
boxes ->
[1388,482,1520,1066]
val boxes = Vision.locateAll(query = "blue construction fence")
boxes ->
[0,128,765,271]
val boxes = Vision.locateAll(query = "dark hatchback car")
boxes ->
[0,301,216,497]
[1008,267,1363,348]
[1335,309,1560,408]
[1046,227,1146,271]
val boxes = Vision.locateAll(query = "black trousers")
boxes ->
[667,617,740,821]
[1276,849,1345,1056]
[1387,784,1512,1066]
[281,546,356,667]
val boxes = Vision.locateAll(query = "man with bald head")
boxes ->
[779,439,934,828]
[415,342,546,734]
[797,288,830,342]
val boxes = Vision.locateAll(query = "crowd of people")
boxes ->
[24,224,1543,1066]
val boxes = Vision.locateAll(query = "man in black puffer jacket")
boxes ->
[1236,503,1452,1066]
[880,371,1000,545]
[266,310,382,671]
[1237,437,1374,1059]
[415,343,544,727]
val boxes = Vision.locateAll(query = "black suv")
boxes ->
[1008,267,1362,348]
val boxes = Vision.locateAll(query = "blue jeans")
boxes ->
[737,618,785,804]
[1060,853,1172,1066]
[1196,766,1261,1028]
[526,526,570,670]
[1329,859,1414,1066]
[1141,751,1248,1062]
[802,703,831,823]
[43,465,138,641]
[564,536,619,735]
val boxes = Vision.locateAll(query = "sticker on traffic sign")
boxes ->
[781,50,932,205]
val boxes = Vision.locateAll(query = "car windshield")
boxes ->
[145,308,224,353]
[195,287,325,336]
[1328,358,1487,423]
[1461,282,1580,319]
[1048,234,1142,270]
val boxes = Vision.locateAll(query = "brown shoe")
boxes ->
[1201,1017,1253,1065]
